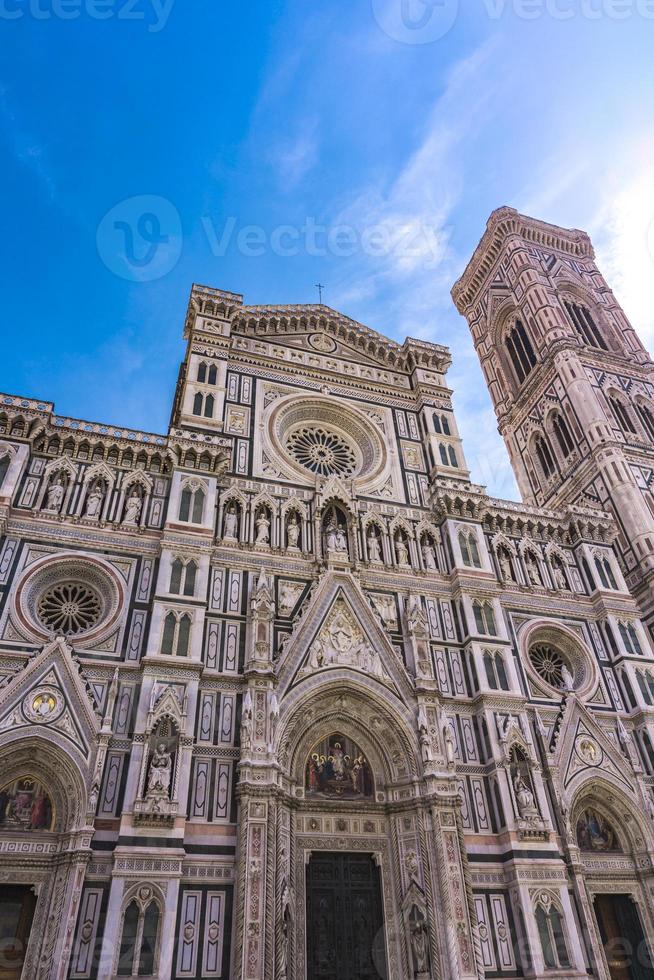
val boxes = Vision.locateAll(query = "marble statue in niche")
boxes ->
[85,483,104,518]
[146,742,173,798]
[123,488,142,525]
[367,526,382,562]
[255,509,271,547]
[45,476,65,513]
[306,733,374,800]
[223,503,239,541]
[286,512,301,550]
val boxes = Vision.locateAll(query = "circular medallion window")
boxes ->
[266,395,389,487]
[13,553,124,644]
[522,622,597,700]
[529,643,569,688]
[286,426,357,478]
[36,582,103,635]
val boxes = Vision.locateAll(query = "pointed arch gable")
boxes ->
[277,677,420,790]
[82,460,116,487]
[44,455,78,480]
[122,468,153,493]
[568,777,652,854]
[275,571,414,701]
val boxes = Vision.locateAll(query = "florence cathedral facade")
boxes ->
[3,207,654,980]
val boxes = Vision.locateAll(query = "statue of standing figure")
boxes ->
[395,536,409,566]
[85,484,104,518]
[146,742,172,798]
[421,540,437,570]
[410,918,429,974]
[367,527,382,562]
[123,488,142,526]
[223,504,238,541]
[45,476,65,513]
[255,510,270,547]
[287,513,301,550]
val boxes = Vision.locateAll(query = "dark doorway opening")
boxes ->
[594,893,654,980]
[306,851,388,980]
[0,885,37,980]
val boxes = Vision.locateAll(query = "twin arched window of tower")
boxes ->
[459,529,481,568]
[594,554,618,591]
[608,394,636,435]
[161,610,191,657]
[196,361,218,385]
[179,483,205,524]
[438,443,458,467]
[117,896,161,976]
[473,601,497,636]
[433,413,451,436]
[564,300,608,351]
[484,651,509,690]
[193,392,215,419]
[551,412,574,459]
[506,319,537,384]
[636,402,654,442]
[534,434,557,480]
[169,558,197,597]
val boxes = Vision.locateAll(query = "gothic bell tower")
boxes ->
[452,207,654,623]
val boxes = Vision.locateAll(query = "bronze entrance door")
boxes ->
[306,852,388,980]
[594,894,654,980]
[0,885,37,980]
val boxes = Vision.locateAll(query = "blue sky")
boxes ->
[2,0,654,500]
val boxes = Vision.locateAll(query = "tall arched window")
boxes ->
[535,434,557,479]
[594,554,618,590]
[552,412,574,458]
[473,601,497,637]
[448,446,458,467]
[564,300,607,350]
[459,530,482,569]
[208,364,218,385]
[197,362,207,383]
[161,611,192,657]
[0,455,9,488]
[169,558,197,597]
[193,392,203,416]
[484,651,508,690]
[619,621,642,656]
[506,319,537,384]
[117,896,161,977]
[535,901,570,970]
[204,394,215,418]
[637,402,654,441]
[179,483,206,524]
[609,395,636,434]
[439,444,448,466]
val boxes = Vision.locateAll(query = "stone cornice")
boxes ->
[451,207,594,312]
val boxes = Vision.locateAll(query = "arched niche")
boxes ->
[278,680,419,801]
[0,734,88,834]
[305,731,375,802]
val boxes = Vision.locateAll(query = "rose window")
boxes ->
[36,581,103,635]
[529,643,569,688]
[285,427,357,478]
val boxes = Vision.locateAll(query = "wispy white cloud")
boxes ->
[0,82,58,201]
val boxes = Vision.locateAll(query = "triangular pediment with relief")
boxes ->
[248,331,394,369]
[548,696,635,798]
[0,637,101,762]
[276,571,413,700]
